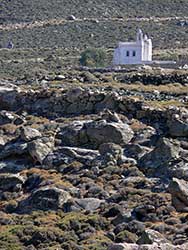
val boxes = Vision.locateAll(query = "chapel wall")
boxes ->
[113,29,152,65]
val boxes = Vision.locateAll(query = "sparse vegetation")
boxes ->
[2,0,188,24]
[80,48,107,67]
[1,1,188,250]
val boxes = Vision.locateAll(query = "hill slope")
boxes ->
[1,0,188,50]
[1,0,188,78]
[1,0,188,24]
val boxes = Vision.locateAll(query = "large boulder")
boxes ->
[132,126,156,146]
[0,173,25,192]
[0,110,23,125]
[69,198,105,212]
[167,110,188,137]
[0,158,30,174]
[30,186,71,210]
[168,118,188,137]
[20,127,42,142]
[28,137,54,164]
[98,143,135,166]
[125,144,150,161]
[137,229,170,245]
[57,118,134,149]
[56,121,87,147]
[85,120,134,147]
[139,137,180,178]
[0,142,28,160]
[58,146,99,164]
[168,178,188,212]
[99,143,122,158]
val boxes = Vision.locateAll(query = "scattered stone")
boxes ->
[66,87,85,103]
[56,121,86,147]
[70,198,105,211]
[59,146,99,164]
[20,127,42,142]
[85,119,134,147]
[67,15,76,20]
[168,178,188,212]
[30,186,71,210]
[0,174,25,192]
[0,142,28,160]
[55,75,66,80]
[99,143,122,158]
[0,158,29,173]
[139,137,181,178]
[137,229,170,244]
[0,110,23,125]
[167,116,188,137]
[0,137,6,147]
[81,72,99,83]
[28,137,54,164]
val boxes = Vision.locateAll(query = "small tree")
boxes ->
[80,48,106,67]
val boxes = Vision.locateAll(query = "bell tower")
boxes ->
[137,29,144,42]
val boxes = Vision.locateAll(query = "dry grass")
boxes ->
[130,119,148,132]
[0,124,18,135]
[21,168,73,188]
[25,115,50,127]
[146,99,188,108]
[81,230,112,245]
[123,83,188,94]
[93,81,188,95]
[33,211,61,226]
[154,48,188,61]
[50,73,188,95]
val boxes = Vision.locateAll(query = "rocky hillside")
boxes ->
[1,0,188,24]
[1,0,188,79]
[1,70,188,249]
[1,0,188,50]
[1,1,188,249]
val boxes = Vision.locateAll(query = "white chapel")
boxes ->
[113,29,152,65]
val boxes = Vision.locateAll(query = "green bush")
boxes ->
[80,48,107,67]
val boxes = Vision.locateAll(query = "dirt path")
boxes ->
[0,16,187,32]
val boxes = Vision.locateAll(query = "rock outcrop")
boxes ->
[30,186,71,210]
[0,173,24,192]
[85,119,134,147]
[28,137,54,164]
[168,178,188,212]
[0,83,188,249]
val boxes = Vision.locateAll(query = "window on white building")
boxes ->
[126,51,130,57]
[133,51,136,57]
